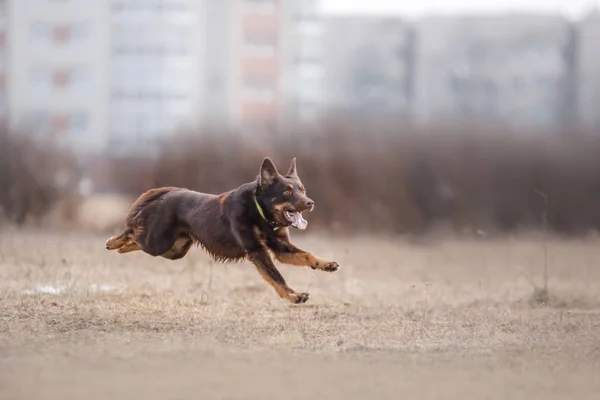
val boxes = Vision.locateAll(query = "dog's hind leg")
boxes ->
[133,224,181,257]
[161,236,193,260]
[106,229,133,250]
[118,241,141,254]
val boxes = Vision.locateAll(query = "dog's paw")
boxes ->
[105,238,117,250]
[291,292,310,304]
[322,261,340,272]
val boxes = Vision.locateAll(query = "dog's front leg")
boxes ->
[232,223,309,304]
[247,250,309,304]
[267,232,340,272]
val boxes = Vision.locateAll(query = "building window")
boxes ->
[244,31,277,47]
[297,21,322,36]
[31,24,51,46]
[243,76,275,102]
[31,23,89,47]
[32,68,90,92]
[112,23,191,56]
[53,26,70,43]
[42,112,89,136]
[111,1,189,13]
[243,32,277,59]
[30,111,51,132]
[70,69,90,91]
[53,70,69,88]
[243,89,274,102]
[244,0,276,14]
[69,111,89,136]
[297,63,324,79]
[31,69,52,92]
[244,43,276,58]
[52,114,69,134]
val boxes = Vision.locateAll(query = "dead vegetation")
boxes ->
[104,121,600,236]
[2,230,600,351]
[3,121,600,238]
[0,126,80,227]
[1,231,600,399]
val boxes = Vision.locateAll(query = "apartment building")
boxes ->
[205,0,324,130]
[7,0,110,154]
[413,14,571,127]
[4,0,324,154]
[0,0,7,121]
[578,9,600,129]
[109,0,206,155]
[6,0,209,156]
[280,0,324,123]
[231,0,284,130]
[322,16,413,117]
[202,0,237,127]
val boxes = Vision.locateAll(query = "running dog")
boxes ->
[105,157,340,304]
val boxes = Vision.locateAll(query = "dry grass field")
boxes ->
[1,228,600,399]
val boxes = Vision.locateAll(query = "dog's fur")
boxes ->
[105,157,339,304]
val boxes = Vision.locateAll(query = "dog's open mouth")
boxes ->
[284,210,308,230]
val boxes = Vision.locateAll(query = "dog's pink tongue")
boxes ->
[291,212,308,230]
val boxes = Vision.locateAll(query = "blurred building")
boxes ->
[231,0,284,129]
[109,0,206,155]
[201,0,324,130]
[322,16,414,117]
[413,14,571,127]
[202,0,237,127]
[280,0,324,124]
[0,0,6,121]
[5,0,318,156]
[4,1,600,160]
[577,9,600,129]
[7,0,110,154]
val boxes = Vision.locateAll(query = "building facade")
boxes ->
[322,16,413,117]
[578,9,600,129]
[187,0,320,130]
[280,0,324,124]
[6,0,316,154]
[7,0,110,153]
[231,0,284,129]
[5,2,600,159]
[109,0,206,155]
[202,0,237,127]
[0,0,7,122]
[413,14,571,127]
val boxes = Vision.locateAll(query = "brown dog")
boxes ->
[105,157,340,304]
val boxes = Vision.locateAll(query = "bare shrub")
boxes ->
[0,125,79,227]
[107,120,600,236]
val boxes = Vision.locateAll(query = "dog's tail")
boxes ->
[125,187,179,227]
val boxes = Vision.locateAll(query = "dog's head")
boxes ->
[257,157,314,230]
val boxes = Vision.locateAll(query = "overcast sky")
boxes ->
[320,0,599,19]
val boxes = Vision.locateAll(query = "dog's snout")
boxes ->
[305,199,314,210]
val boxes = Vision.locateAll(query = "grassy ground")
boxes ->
[1,229,600,399]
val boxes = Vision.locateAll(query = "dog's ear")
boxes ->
[286,158,298,178]
[259,157,279,187]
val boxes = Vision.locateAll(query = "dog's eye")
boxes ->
[283,189,292,196]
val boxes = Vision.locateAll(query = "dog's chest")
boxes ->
[196,233,246,262]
